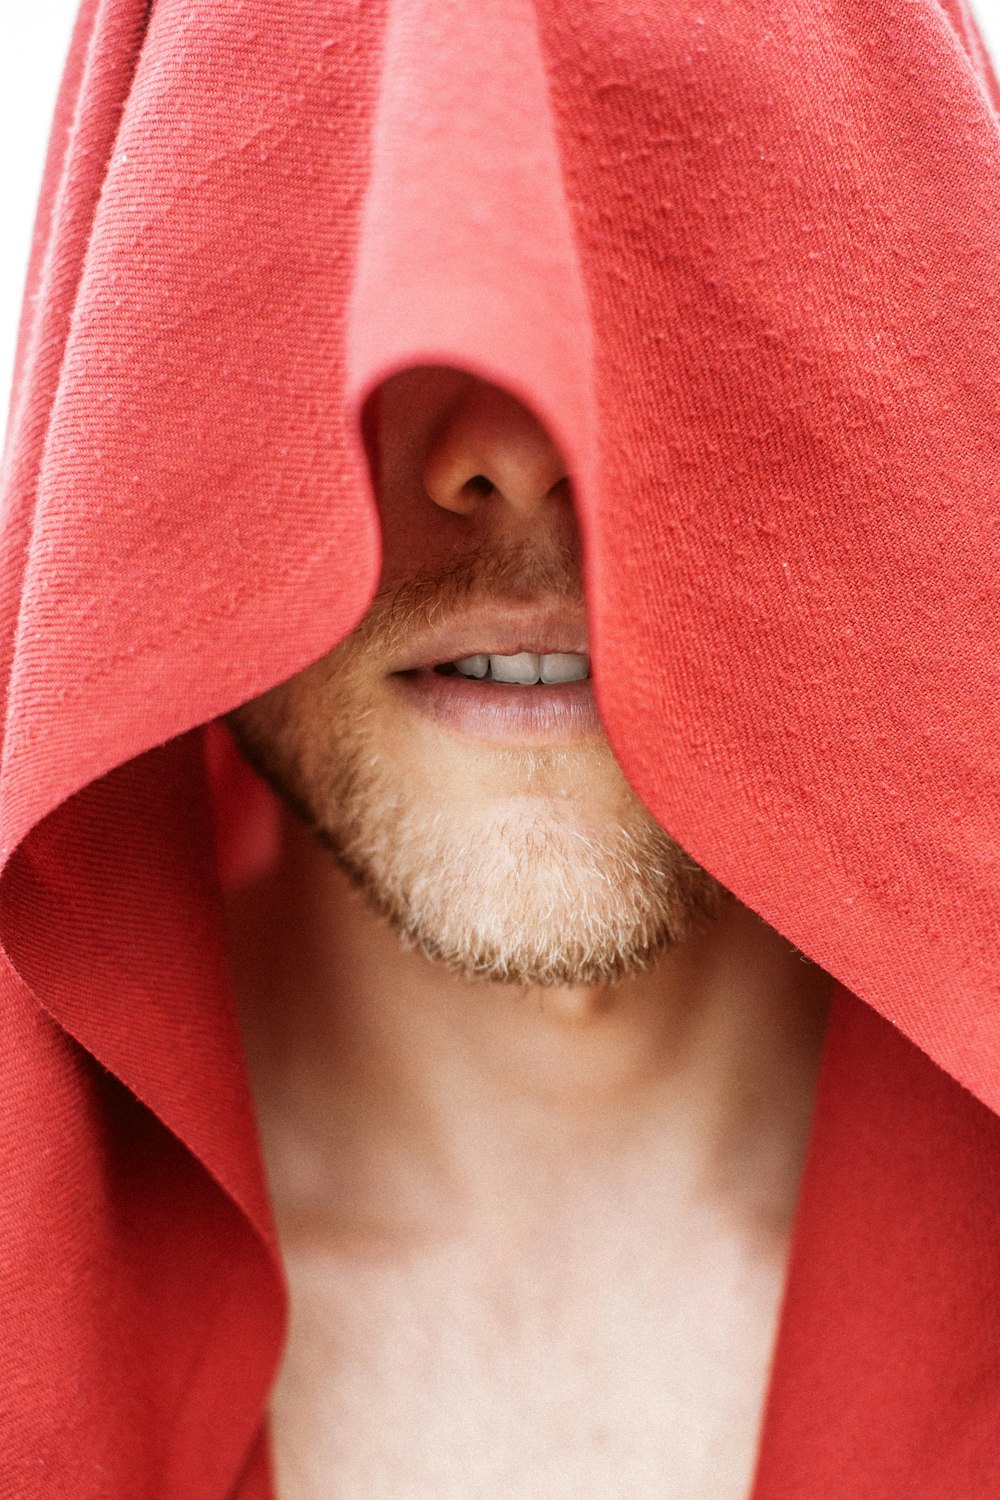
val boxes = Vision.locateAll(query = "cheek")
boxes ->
[375,460,476,592]
[230,655,353,778]
[377,515,458,594]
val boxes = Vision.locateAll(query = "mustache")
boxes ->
[357,537,584,655]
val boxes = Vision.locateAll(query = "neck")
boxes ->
[226,809,831,1251]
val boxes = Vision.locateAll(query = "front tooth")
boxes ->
[539,652,589,683]
[490,652,540,684]
[454,654,489,678]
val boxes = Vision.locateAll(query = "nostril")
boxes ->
[420,377,569,517]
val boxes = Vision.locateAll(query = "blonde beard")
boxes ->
[229,685,727,991]
[316,796,725,989]
[228,539,727,990]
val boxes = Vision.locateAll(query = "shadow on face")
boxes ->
[228,365,728,987]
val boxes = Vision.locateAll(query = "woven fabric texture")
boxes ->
[1,1,999,1494]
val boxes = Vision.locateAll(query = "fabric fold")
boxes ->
[532,0,1000,1115]
[1,1,999,1495]
[346,0,598,507]
[755,986,1000,1498]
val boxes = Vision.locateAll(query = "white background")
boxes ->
[2,1,999,432]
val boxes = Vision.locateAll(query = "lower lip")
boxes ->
[391,670,602,744]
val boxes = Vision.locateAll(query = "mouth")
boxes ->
[430,650,590,685]
[389,601,589,673]
[388,606,599,744]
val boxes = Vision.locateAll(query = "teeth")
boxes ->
[454,654,490,678]
[538,652,589,684]
[490,652,541,684]
[451,651,590,684]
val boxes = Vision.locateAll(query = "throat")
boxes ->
[227,809,830,1248]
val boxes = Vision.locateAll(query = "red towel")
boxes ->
[2,0,999,1494]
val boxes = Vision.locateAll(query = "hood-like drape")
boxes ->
[2,0,999,1494]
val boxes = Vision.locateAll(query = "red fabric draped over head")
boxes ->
[2,0,999,1494]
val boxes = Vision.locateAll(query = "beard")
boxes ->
[227,539,727,989]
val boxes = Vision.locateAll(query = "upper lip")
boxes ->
[390,602,589,673]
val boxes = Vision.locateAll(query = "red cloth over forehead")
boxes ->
[2,0,999,1494]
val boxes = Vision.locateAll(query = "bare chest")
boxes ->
[267,1220,784,1500]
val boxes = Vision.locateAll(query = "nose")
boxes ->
[422,380,569,519]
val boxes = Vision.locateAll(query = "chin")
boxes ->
[227,684,728,989]
[315,787,727,989]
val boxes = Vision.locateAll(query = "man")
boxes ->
[2,1,999,1497]
[225,364,831,1496]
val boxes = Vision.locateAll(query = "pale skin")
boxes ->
[225,366,832,1499]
